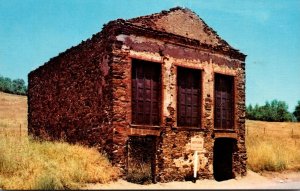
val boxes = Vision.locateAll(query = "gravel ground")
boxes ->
[83,170,300,189]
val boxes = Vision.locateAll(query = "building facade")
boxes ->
[28,7,247,183]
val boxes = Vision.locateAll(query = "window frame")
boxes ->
[214,73,235,130]
[176,66,202,128]
[131,59,162,126]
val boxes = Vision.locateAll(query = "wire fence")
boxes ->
[0,123,27,137]
[246,125,300,147]
[1,122,300,141]
[246,126,300,138]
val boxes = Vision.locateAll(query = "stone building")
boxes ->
[28,7,247,183]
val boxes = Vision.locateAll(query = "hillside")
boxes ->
[0,91,27,131]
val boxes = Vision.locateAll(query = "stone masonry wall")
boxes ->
[112,33,246,182]
[28,28,116,156]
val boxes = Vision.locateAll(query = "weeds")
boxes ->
[127,162,152,184]
[0,135,119,189]
[246,120,300,172]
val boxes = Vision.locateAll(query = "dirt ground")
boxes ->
[83,170,300,189]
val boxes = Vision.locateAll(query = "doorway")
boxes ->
[127,136,156,184]
[213,138,236,181]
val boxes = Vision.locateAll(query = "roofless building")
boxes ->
[28,7,247,183]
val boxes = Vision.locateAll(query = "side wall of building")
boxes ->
[28,31,115,155]
[111,34,246,181]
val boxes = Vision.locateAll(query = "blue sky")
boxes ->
[0,0,299,111]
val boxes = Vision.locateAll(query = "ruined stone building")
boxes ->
[28,7,247,183]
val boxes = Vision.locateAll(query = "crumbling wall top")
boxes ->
[127,7,230,48]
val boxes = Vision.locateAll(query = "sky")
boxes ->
[0,0,299,111]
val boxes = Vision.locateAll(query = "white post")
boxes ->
[193,150,198,179]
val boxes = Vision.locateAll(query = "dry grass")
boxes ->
[127,162,152,184]
[1,91,300,188]
[246,120,300,172]
[0,135,120,189]
[0,92,119,189]
[0,92,27,130]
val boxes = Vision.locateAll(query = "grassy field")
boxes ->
[246,120,300,172]
[0,91,27,133]
[0,92,119,189]
[0,91,300,188]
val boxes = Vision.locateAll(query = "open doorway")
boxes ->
[127,136,156,184]
[213,138,236,181]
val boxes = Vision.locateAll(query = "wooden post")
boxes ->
[292,128,294,138]
[20,124,22,137]
[193,150,198,183]
[264,127,265,134]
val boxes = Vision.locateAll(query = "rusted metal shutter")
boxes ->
[214,74,234,129]
[132,60,160,125]
[177,67,201,127]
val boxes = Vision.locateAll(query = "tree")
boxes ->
[261,101,273,121]
[293,101,300,122]
[0,76,13,93]
[246,100,293,122]
[246,104,254,119]
[0,75,27,95]
[270,100,293,122]
[253,104,263,120]
[12,79,26,95]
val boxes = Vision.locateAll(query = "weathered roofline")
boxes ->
[29,9,246,77]
[104,19,246,61]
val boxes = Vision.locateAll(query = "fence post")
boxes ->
[292,128,294,138]
[20,124,22,137]
[264,127,265,134]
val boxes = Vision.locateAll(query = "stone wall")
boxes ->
[112,33,246,181]
[28,27,116,156]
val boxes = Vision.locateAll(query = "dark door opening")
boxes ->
[213,138,235,181]
[127,136,156,184]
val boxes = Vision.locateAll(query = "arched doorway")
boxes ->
[213,138,236,181]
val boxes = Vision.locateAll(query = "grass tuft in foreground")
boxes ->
[0,135,120,190]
